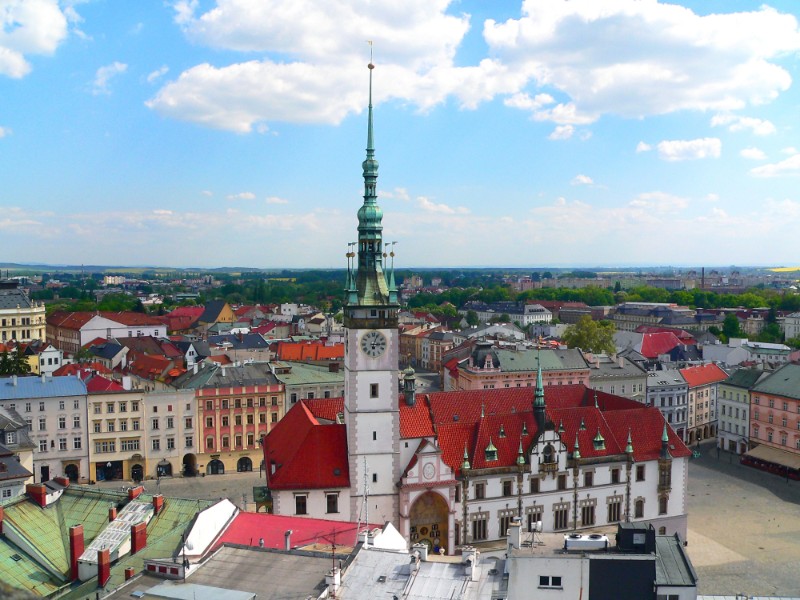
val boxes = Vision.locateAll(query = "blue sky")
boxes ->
[2,0,800,270]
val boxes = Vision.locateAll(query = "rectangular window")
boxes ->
[557,474,567,490]
[185,417,192,429]
[259,397,266,407]
[93,422,101,433]
[471,517,487,541]
[73,415,80,428]
[502,480,513,497]
[295,495,307,515]
[121,439,140,451]
[58,416,66,429]
[222,399,229,409]
[271,413,278,423]
[167,417,174,429]
[584,472,593,487]
[271,396,278,406]
[581,503,595,526]
[39,402,45,411]
[59,438,67,451]
[132,401,139,412]
[611,468,620,484]
[38,417,46,431]
[206,400,213,410]
[152,418,159,430]
[222,416,229,427]
[167,438,175,450]
[607,499,622,523]
[59,400,65,410]
[259,414,266,424]
[475,483,485,499]
[529,478,540,493]
[539,576,563,589]
[74,436,82,450]
[247,433,254,446]
[247,414,254,425]
[107,421,115,432]
[39,439,47,452]
[185,436,193,448]
[370,383,379,398]
[74,399,80,409]
[636,465,645,481]
[106,403,115,413]
[290,393,297,403]
[235,398,242,408]
[235,435,242,447]
[119,402,127,412]
[554,506,569,530]
[326,493,339,513]
[206,417,213,428]
[152,438,161,451]
[222,436,229,448]
[235,415,242,426]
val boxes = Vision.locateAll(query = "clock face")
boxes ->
[360,330,387,358]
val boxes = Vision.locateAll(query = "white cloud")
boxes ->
[417,196,470,215]
[750,154,800,178]
[486,2,800,124]
[226,191,256,200]
[636,142,652,153]
[711,114,776,135]
[656,138,721,161]
[705,193,720,203]
[782,147,798,155]
[265,196,288,204]
[147,65,169,83]
[740,147,767,161]
[147,1,800,132]
[92,62,128,95]
[201,190,213,196]
[0,126,11,138]
[571,174,593,186]
[628,191,689,214]
[380,187,410,202]
[548,125,574,140]
[0,0,70,78]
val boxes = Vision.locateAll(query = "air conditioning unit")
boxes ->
[564,533,609,551]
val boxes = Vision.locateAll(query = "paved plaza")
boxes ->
[94,441,800,596]
[686,443,800,596]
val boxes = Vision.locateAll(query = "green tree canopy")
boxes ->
[562,316,617,355]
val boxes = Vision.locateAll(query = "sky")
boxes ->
[2,0,800,270]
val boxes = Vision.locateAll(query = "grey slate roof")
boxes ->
[208,333,270,350]
[723,368,768,390]
[0,443,33,482]
[654,535,698,587]
[0,376,86,399]
[172,362,279,390]
[0,287,33,310]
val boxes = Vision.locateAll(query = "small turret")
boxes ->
[625,428,634,455]
[461,445,471,472]
[516,439,526,466]
[533,362,546,433]
[573,434,581,461]
[660,422,671,459]
[403,366,416,406]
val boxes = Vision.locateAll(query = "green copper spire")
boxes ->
[534,362,545,408]
[462,444,471,471]
[573,434,581,460]
[662,422,669,443]
[345,55,396,317]
[625,428,634,454]
[517,439,526,466]
[485,438,498,461]
[593,428,605,451]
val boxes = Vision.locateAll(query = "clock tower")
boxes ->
[343,59,401,524]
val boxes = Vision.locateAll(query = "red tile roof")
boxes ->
[264,401,350,490]
[215,512,378,552]
[679,362,728,387]
[306,397,344,422]
[636,326,696,344]
[85,375,125,393]
[399,395,435,438]
[276,341,344,361]
[53,361,112,377]
[639,332,683,358]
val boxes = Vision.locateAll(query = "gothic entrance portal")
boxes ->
[409,492,449,555]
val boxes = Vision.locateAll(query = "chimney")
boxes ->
[108,506,117,522]
[328,362,340,373]
[507,517,522,550]
[41,373,46,383]
[122,376,132,390]
[193,363,198,375]
[97,548,111,588]
[69,525,84,581]
[128,485,144,500]
[0,505,4,535]
[26,483,47,507]
[131,522,147,554]
[11,374,17,386]
[326,567,341,596]
[124,567,135,581]
[152,494,165,515]
[53,475,70,487]
[284,530,293,551]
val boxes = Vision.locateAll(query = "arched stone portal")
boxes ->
[183,453,197,476]
[207,459,225,475]
[131,464,143,482]
[409,492,449,555]
[237,457,253,472]
[64,463,79,482]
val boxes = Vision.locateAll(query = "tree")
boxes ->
[465,310,480,327]
[562,316,617,355]
[722,313,743,341]
[0,348,31,376]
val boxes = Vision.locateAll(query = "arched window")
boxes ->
[542,444,554,464]
[634,499,644,519]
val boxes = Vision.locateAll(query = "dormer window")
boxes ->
[485,439,498,462]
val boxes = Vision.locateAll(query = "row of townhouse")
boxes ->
[0,375,198,487]
[717,363,800,478]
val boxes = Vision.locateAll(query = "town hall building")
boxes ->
[262,62,691,554]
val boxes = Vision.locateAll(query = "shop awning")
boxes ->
[744,444,800,470]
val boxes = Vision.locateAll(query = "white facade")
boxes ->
[77,315,164,348]
[344,321,400,524]
[36,345,64,376]
[646,370,689,442]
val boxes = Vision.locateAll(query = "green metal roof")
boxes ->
[722,368,766,390]
[494,348,588,373]
[752,363,800,401]
[271,362,344,387]
[0,487,211,599]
